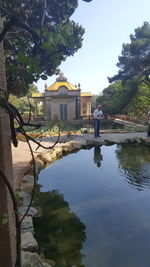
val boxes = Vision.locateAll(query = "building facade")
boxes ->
[32,73,92,121]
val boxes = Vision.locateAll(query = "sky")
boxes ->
[36,0,150,95]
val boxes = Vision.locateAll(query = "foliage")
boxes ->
[91,94,100,111]
[8,83,40,115]
[1,0,91,96]
[34,189,86,266]
[125,82,150,121]
[96,80,139,114]
[108,22,150,84]
[27,84,39,97]
[1,213,8,225]
[9,94,34,115]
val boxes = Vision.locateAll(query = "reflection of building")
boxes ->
[32,73,92,120]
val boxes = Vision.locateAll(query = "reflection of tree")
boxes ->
[93,146,103,168]
[33,189,86,267]
[116,144,150,190]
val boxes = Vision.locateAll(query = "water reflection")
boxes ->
[93,146,103,168]
[33,189,86,266]
[36,145,150,267]
[116,144,150,190]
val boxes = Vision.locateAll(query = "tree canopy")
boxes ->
[108,22,150,85]
[0,0,92,95]
[96,80,139,114]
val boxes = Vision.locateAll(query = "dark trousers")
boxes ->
[147,124,150,137]
[94,119,101,137]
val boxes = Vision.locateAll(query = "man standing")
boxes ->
[93,105,103,138]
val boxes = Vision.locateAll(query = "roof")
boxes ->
[46,72,79,91]
[81,92,92,97]
[32,93,44,98]
[47,81,78,91]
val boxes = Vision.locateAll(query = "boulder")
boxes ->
[49,150,57,160]
[70,141,82,150]
[18,191,31,207]
[37,153,52,164]
[35,158,44,172]
[21,181,34,194]
[42,262,53,267]
[19,207,38,217]
[61,143,73,154]
[23,175,34,184]
[21,216,34,234]
[54,147,63,157]
[21,251,43,267]
[21,232,38,252]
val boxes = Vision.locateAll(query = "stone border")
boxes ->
[19,135,150,266]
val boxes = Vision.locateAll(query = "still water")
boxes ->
[34,144,150,267]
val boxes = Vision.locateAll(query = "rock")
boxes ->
[70,141,82,150]
[104,139,116,146]
[21,181,34,193]
[49,150,57,160]
[35,158,44,172]
[21,251,44,267]
[54,147,62,157]
[19,207,38,217]
[18,191,31,207]
[23,175,34,184]
[61,144,72,154]
[81,128,88,133]
[37,153,52,164]
[133,137,142,144]
[79,141,88,147]
[21,232,38,252]
[21,216,34,234]
[144,137,150,144]
[42,262,53,267]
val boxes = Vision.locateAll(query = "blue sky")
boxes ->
[36,0,150,95]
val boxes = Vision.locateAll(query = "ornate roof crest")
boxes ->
[56,71,67,82]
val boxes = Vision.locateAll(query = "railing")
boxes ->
[108,114,139,123]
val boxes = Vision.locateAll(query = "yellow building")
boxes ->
[32,73,92,121]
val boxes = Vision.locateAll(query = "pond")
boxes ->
[34,144,150,267]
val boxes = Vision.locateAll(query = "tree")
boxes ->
[28,84,39,97]
[108,22,150,85]
[91,94,100,111]
[1,0,92,96]
[125,82,150,120]
[8,84,39,115]
[9,95,34,115]
[0,24,16,267]
[96,80,139,114]
[0,1,92,266]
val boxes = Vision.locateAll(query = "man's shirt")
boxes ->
[93,109,103,119]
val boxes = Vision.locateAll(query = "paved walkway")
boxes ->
[12,132,148,187]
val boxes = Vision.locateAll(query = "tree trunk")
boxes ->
[0,20,16,267]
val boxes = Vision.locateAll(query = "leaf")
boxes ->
[40,74,47,80]
[1,213,8,225]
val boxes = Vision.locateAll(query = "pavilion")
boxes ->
[32,73,92,121]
